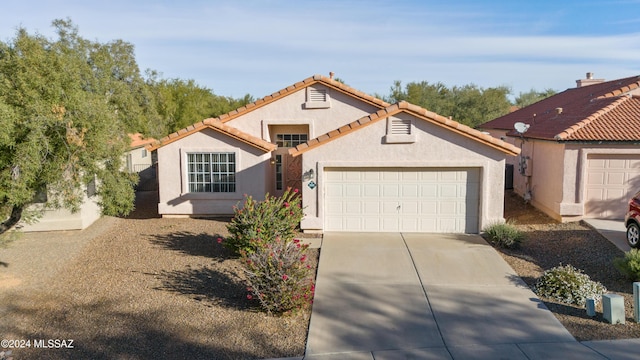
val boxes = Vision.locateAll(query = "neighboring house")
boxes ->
[127,133,156,173]
[150,74,519,233]
[479,73,640,221]
[17,179,101,232]
[127,133,157,191]
[16,134,157,232]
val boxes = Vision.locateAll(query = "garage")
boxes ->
[585,154,640,219]
[324,167,480,233]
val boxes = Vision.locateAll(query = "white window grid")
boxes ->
[187,152,236,193]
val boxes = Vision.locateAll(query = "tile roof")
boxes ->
[129,133,157,149]
[289,101,520,157]
[148,119,276,152]
[217,74,390,123]
[150,74,390,150]
[480,75,640,141]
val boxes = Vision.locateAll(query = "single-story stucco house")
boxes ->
[479,73,640,221]
[150,74,519,233]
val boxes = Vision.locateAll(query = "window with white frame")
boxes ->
[187,152,236,193]
[275,134,308,148]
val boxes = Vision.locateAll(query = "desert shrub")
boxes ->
[613,249,640,281]
[534,264,607,306]
[242,237,315,314]
[482,221,525,249]
[225,188,304,255]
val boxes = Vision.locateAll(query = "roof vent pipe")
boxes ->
[586,72,593,79]
[329,72,335,79]
[556,107,563,114]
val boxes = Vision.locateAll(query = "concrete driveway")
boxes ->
[304,232,606,359]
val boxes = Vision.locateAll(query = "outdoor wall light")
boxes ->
[303,168,314,181]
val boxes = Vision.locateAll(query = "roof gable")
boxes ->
[217,74,389,123]
[149,118,276,152]
[289,101,520,157]
[150,74,390,150]
[480,75,640,141]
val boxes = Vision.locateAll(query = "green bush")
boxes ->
[482,221,525,249]
[614,249,640,281]
[242,237,315,315]
[225,188,304,255]
[534,264,607,306]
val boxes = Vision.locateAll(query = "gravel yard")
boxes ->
[499,190,640,341]
[0,191,317,360]
[2,189,638,360]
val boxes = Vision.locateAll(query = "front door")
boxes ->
[274,149,303,196]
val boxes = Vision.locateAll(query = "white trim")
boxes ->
[179,147,241,199]
[261,119,315,142]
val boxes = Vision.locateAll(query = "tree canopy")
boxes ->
[384,80,514,128]
[145,73,253,137]
[0,19,152,233]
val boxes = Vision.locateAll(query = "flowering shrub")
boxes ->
[225,188,304,255]
[613,249,640,281]
[534,264,606,306]
[242,237,315,314]
[482,221,525,249]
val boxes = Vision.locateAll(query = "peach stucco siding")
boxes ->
[154,76,517,232]
[297,115,508,232]
[226,84,382,140]
[487,129,640,221]
[157,128,272,216]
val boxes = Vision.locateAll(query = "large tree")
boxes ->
[515,88,557,108]
[0,19,152,233]
[145,73,254,137]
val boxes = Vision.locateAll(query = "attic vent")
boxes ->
[384,117,416,144]
[304,87,331,109]
[390,118,412,135]
[309,88,327,102]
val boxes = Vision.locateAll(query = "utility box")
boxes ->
[603,294,625,324]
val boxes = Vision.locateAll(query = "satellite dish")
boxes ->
[514,122,530,134]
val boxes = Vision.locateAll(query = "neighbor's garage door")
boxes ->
[324,168,480,233]
[586,154,640,219]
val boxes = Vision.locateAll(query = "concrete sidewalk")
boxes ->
[302,232,629,359]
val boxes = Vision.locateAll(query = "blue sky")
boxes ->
[1,0,640,100]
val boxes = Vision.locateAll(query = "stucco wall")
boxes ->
[297,115,509,232]
[226,84,383,140]
[157,128,271,216]
[127,146,153,173]
[508,139,640,221]
[19,192,101,232]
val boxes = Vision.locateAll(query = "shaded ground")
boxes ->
[0,191,318,360]
[498,190,640,341]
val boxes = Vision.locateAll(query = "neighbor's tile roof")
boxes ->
[480,75,640,141]
[289,101,520,157]
[148,118,276,152]
[150,74,390,150]
[129,133,157,149]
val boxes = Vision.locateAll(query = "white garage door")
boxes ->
[586,154,640,219]
[324,168,480,233]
